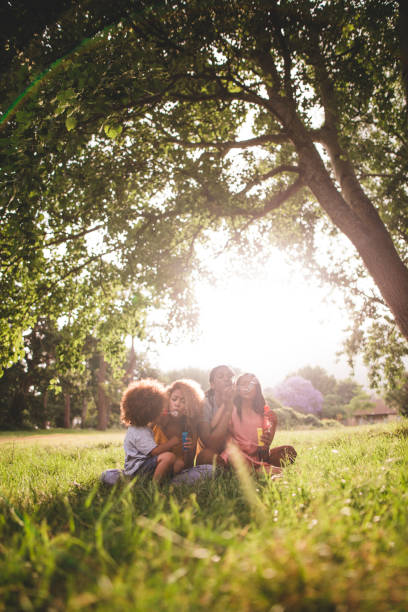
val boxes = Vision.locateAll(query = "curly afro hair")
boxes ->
[120,378,166,427]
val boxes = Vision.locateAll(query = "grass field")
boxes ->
[1,422,407,611]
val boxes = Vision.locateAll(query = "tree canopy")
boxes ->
[1,0,407,386]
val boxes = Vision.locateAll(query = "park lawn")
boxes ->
[0,428,125,447]
[0,422,407,611]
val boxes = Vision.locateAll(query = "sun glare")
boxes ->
[147,249,367,388]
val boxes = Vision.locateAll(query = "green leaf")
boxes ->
[103,124,123,139]
[65,116,77,131]
[57,88,77,103]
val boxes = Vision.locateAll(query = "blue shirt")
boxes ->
[123,425,157,476]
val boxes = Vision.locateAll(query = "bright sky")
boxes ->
[140,248,369,390]
[135,111,372,389]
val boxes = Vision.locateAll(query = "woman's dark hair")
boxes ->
[205,365,235,410]
[234,373,265,420]
[208,364,235,384]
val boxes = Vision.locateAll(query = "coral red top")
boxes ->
[220,405,269,468]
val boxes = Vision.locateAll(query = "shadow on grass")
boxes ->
[0,469,260,610]
[1,468,257,545]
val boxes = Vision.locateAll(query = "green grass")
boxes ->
[1,422,407,611]
[0,427,125,440]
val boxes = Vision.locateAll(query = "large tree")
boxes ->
[1,0,407,383]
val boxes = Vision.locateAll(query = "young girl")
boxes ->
[219,373,297,474]
[153,378,204,473]
[120,378,179,483]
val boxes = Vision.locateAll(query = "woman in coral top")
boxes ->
[219,373,296,474]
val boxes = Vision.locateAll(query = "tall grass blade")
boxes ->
[226,442,267,523]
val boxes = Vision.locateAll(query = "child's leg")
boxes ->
[173,457,185,474]
[153,451,176,482]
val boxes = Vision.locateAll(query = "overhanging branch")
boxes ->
[238,165,300,196]
[162,132,289,151]
[233,175,304,218]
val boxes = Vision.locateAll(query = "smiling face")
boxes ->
[210,366,234,395]
[236,374,259,401]
[169,388,186,417]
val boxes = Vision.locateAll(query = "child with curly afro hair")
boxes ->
[120,379,179,482]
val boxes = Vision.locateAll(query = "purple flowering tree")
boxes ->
[273,376,323,415]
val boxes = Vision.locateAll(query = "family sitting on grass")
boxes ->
[102,365,296,485]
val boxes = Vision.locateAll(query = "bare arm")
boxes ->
[198,386,234,453]
[262,411,278,448]
[150,435,179,456]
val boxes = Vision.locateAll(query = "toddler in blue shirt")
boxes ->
[120,378,179,482]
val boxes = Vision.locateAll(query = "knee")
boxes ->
[158,451,176,465]
[173,457,185,473]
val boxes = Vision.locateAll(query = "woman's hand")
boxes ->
[222,383,235,408]
[261,411,277,447]
[261,429,273,447]
[182,435,193,451]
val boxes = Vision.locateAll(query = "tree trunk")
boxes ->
[97,352,109,430]
[398,0,408,110]
[43,389,49,428]
[81,395,87,429]
[63,392,71,429]
[264,89,408,342]
[299,141,408,341]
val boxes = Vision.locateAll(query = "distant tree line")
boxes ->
[0,317,159,430]
[268,365,408,419]
[268,366,374,419]
[2,328,406,431]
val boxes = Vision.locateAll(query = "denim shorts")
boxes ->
[136,455,158,476]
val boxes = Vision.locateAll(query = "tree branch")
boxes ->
[170,87,276,115]
[252,45,282,94]
[234,175,304,218]
[162,132,289,151]
[238,165,300,196]
[44,224,104,247]
[309,39,338,133]
[270,10,294,100]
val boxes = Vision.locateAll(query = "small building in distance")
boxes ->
[348,398,399,425]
